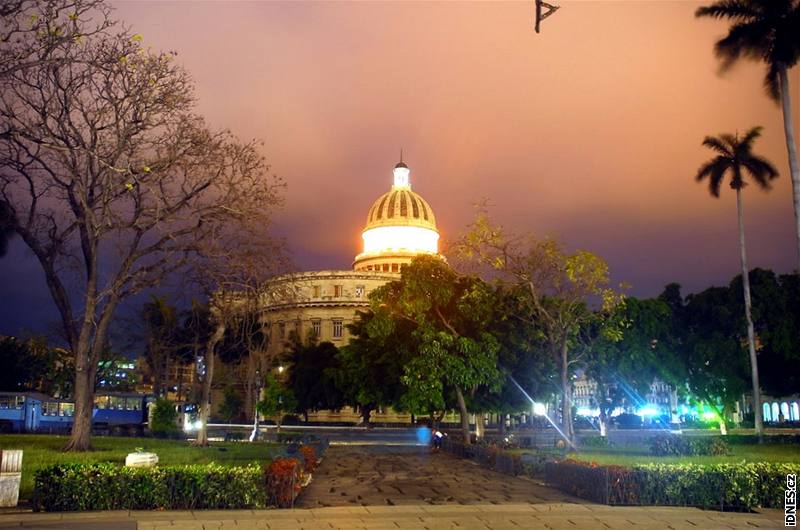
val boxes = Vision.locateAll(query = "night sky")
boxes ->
[1,1,798,340]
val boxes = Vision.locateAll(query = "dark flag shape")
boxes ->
[534,0,560,33]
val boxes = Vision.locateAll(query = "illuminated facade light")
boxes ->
[533,402,547,416]
[362,225,439,255]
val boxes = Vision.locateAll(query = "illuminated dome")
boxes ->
[353,161,442,272]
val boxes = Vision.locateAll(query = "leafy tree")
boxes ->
[659,283,751,433]
[754,272,800,396]
[458,211,624,441]
[0,336,73,395]
[0,7,283,450]
[257,373,297,433]
[696,0,800,268]
[368,255,503,443]
[218,385,244,423]
[695,126,778,438]
[285,332,342,421]
[336,311,417,425]
[583,298,673,436]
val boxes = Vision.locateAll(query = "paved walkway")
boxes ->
[296,445,575,507]
[0,504,784,529]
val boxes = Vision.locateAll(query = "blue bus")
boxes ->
[0,391,171,436]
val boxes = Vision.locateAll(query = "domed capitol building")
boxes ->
[256,159,444,423]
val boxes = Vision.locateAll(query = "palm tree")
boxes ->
[696,126,778,440]
[696,0,800,270]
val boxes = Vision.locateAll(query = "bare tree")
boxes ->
[0,1,113,83]
[0,9,284,450]
[190,225,289,446]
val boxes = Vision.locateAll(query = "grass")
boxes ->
[0,434,281,500]
[562,443,800,466]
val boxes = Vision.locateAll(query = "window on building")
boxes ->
[332,320,343,338]
[312,319,321,337]
[94,396,109,409]
[14,396,25,409]
[763,403,772,422]
[382,264,389,272]
[391,263,399,272]
[60,403,75,417]
[42,402,60,416]
[313,286,321,297]
[334,285,343,297]
[125,397,141,411]
[355,285,365,298]
[278,321,285,339]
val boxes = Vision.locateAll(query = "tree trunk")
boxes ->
[455,387,471,444]
[475,412,485,440]
[736,188,764,442]
[64,362,94,451]
[195,323,225,446]
[361,405,372,426]
[499,415,507,436]
[560,339,573,441]
[779,66,800,272]
[599,412,608,437]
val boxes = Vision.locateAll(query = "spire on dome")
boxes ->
[393,152,410,188]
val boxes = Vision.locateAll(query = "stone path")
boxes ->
[0,504,784,529]
[296,445,575,507]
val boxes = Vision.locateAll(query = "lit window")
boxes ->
[43,402,59,416]
[312,320,321,337]
[391,264,399,272]
[355,285,365,298]
[60,403,74,417]
[332,320,343,338]
[313,286,320,297]
[334,285,342,297]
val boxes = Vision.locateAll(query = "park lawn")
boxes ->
[0,434,281,501]
[566,443,800,466]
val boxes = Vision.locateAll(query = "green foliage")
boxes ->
[580,435,610,448]
[257,373,298,419]
[367,256,503,418]
[335,310,415,421]
[218,386,244,423]
[0,336,73,395]
[545,460,800,509]
[649,434,730,457]
[286,334,342,416]
[34,462,268,511]
[149,398,179,438]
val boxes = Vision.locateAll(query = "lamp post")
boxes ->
[249,369,261,442]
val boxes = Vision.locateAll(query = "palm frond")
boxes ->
[742,155,779,189]
[695,156,730,197]
[764,58,783,102]
[696,0,760,20]
[740,126,763,146]
[702,136,733,157]
[714,20,773,71]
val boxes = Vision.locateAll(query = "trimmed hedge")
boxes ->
[34,462,267,511]
[650,434,729,456]
[545,459,800,510]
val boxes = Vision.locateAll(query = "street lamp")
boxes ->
[249,369,262,442]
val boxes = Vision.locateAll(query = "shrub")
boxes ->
[34,462,266,511]
[149,398,180,438]
[650,434,729,456]
[33,457,313,512]
[580,435,610,447]
[544,460,800,510]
